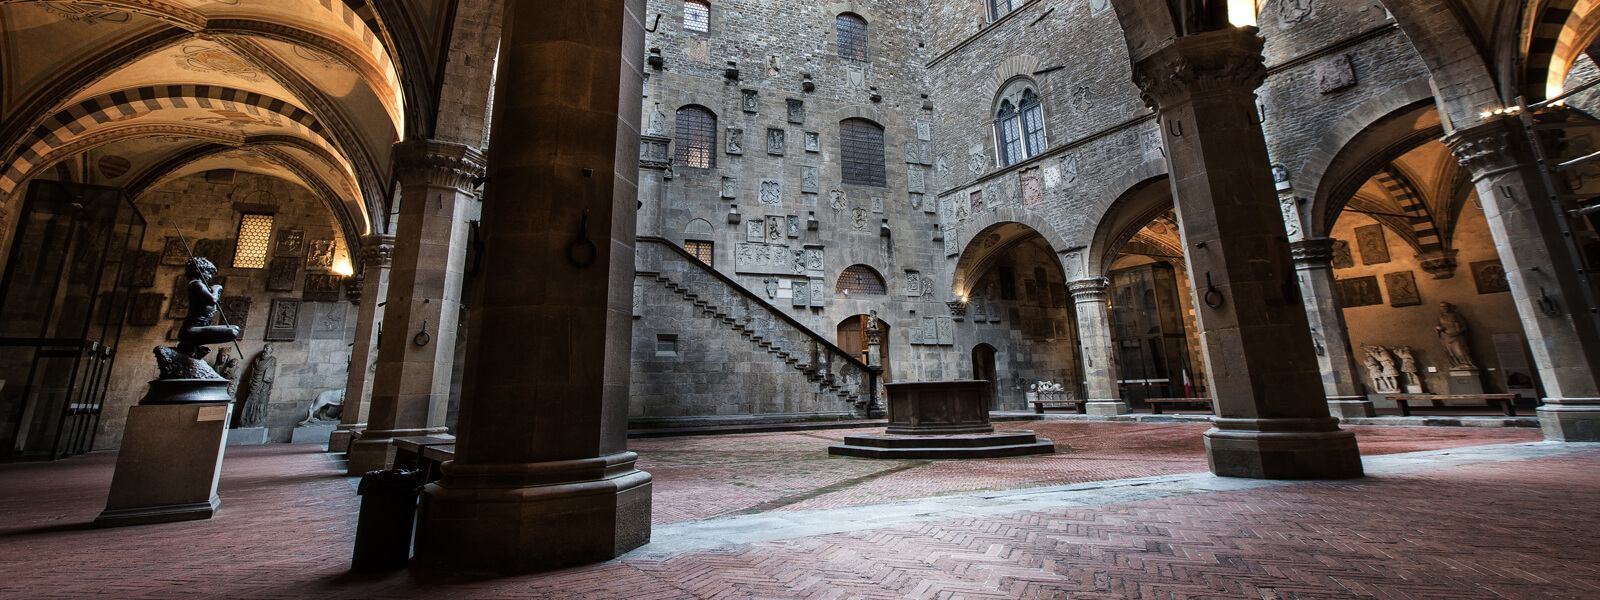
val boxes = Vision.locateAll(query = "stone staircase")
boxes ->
[636,237,874,415]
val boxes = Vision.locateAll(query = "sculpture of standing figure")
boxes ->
[1436,302,1477,370]
[213,347,243,401]
[240,344,277,428]
[1360,343,1400,393]
[1394,346,1423,392]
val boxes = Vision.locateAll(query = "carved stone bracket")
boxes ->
[639,134,672,170]
[358,234,396,268]
[393,139,487,191]
[1443,116,1523,181]
[1417,248,1459,279]
[1132,27,1268,111]
[1289,237,1337,268]
[1068,278,1110,303]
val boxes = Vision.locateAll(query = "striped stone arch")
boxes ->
[1370,166,1444,254]
[1523,0,1600,101]
[0,85,330,196]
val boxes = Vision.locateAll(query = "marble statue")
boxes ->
[1360,343,1400,394]
[239,344,277,428]
[153,257,240,380]
[300,389,345,426]
[213,347,243,401]
[1394,346,1423,393]
[1436,302,1477,370]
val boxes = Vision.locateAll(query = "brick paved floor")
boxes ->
[0,422,1582,599]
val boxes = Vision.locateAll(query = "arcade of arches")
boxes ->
[2,0,1600,589]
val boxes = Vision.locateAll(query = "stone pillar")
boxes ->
[1069,278,1128,415]
[637,134,670,238]
[330,234,395,453]
[1291,238,1374,418]
[345,141,484,474]
[1445,116,1600,441]
[1134,28,1361,479]
[412,0,652,573]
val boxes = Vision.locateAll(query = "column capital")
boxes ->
[1417,248,1460,279]
[392,139,486,190]
[1068,278,1110,302]
[1443,115,1525,181]
[357,234,396,268]
[639,134,672,170]
[1132,27,1267,111]
[1289,237,1337,268]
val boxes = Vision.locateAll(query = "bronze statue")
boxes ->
[152,257,241,380]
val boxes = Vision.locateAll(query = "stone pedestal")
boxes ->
[411,0,653,574]
[830,381,1054,459]
[226,427,268,446]
[1133,28,1361,479]
[1447,369,1485,395]
[1069,278,1130,415]
[291,424,337,444]
[96,402,231,527]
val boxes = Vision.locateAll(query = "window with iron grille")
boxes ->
[685,240,713,265]
[836,264,886,295]
[839,118,886,186]
[231,213,274,269]
[990,0,1017,20]
[1021,89,1046,156]
[674,105,716,168]
[836,13,868,61]
[683,0,709,32]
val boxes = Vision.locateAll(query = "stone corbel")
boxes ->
[392,139,487,191]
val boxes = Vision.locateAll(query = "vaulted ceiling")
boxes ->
[0,0,459,242]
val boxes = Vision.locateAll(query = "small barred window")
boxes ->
[836,13,868,61]
[990,0,1017,20]
[231,213,274,269]
[836,265,887,295]
[685,240,713,265]
[839,118,886,187]
[683,0,709,32]
[674,105,717,169]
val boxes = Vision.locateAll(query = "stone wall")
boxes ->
[96,171,357,448]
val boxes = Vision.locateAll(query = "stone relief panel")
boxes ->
[303,273,342,302]
[759,178,783,206]
[792,279,811,306]
[1021,167,1043,208]
[787,215,800,237]
[312,301,346,339]
[160,237,188,265]
[786,98,804,124]
[905,270,921,297]
[1331,239,1354,269]
[766,128,785,155]
[1336,276,1383,308]
[746,219,766,243]
[1471,260,1510,294]
[871,196,884,213]
[1317,54,1356,94]
[726,127,743,155]
[852,207,869,231]
[741,89,758,113]
[766,215,785,245]
[1278,0,1313,26]
[734,244,806,275]
[306,240,335,270]
[916,121,931,141]
[829,188,846,212]
[267,258,298,291]
[801,166,818,194]
[721,176,736,198]
[804,131,820,153]
[1385,271,1420,307]
[221,296,250,329]
[810,278,825,307]
[1354,224,1389,265]
[265,298,301,341]
[908,166,925,193]
[275,228,305,257]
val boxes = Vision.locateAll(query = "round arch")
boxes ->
[1299,78,1440,237]
[951,219,1068,297]
[1085,173,1173,277]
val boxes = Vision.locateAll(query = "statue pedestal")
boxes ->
[1447,369,1485,395]
[226,427,268,445]
[830,381,1053,459]
[96,397,231,527]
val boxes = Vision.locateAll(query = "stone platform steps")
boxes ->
[829,431,1056,459]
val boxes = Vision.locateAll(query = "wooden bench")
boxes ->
[1031,392,1087,414]
[390,435,456,475]
[1144,398,1213,415]
[1387,394,1519,417]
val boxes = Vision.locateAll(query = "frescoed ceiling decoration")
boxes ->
[0,0,459,246]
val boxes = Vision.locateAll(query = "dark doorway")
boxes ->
[972,344,997,408]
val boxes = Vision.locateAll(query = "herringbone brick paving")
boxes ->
[0,423,1584,599]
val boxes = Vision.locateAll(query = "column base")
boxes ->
[328,423,366,454]
[1325,397,1376,419]
[1538,398,1600,441]
[1085,400,1130,416]
[346,427,448,474]
[1204,417,1363,479]
[413,452,653,574]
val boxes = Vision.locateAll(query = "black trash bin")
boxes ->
[351,469,424,572]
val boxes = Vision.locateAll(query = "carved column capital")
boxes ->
[639,134,672,170]
[1068,278,1110,303]
[392,139,486,190]
[1443,116,1525,181]
[358,234,396,268]
[1289,237,1337,268]
[1417,248,1460,279]
[1132,27,1267,111]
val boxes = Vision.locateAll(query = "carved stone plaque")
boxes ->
[221,296,251,329]
[810,278,825,307]
[1354,224,1389,265]
[191,238,231,267]
[852,207,869,231]
[1021,167,1043,208]
[916,121,931,141]
[128,292,165,326]
[786,98,804,124]
[721,176,737,198]
[766,128,785,155]
[804,131,820,153]
[803,247,824,274]
[759,178,782,206]
[908,326,923,345]
[801,166,819,194]
[122,250,159,288]
[1471,260,1510,294]
[741,89,758,113]
[746,219,766,243]
[787,215,800,238]
[734,243,803,275]
[766,215,785,245]
[970,189,985,213]
[160,237,188,265]
[1385,271,1421,307]
[905,270,922,297]
[1331,239,1354,269]
[267,258,298,291]
[275,228,305,257]
[908,166,925,193]
[265,298,301,341]
[726,127,743,155]
[1336,276,1383,308]
[871,196,883,214]
[905,141,921,165]
[306,239,335,270]
[303,273,343,302]
[1317,53,1356,94]
[792,279,810,306]
[312,301,347,339]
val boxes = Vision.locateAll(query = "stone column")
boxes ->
[1445,115,1600,441]
[1069,278,1128,415]
[330,234,395,453]
[412,0,652,573]
[345,140,484,474]
[1291,238,1373,418]
[637,134,670,238]
[1134,27,1361,479]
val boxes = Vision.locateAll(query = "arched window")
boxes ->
[836,265,887,295]
[836,13,868,61]
[839,118,885,186]
[990,0,1018,21]
[995,79,1046,167]
[674,105,716,169]
[683,0,709,32]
